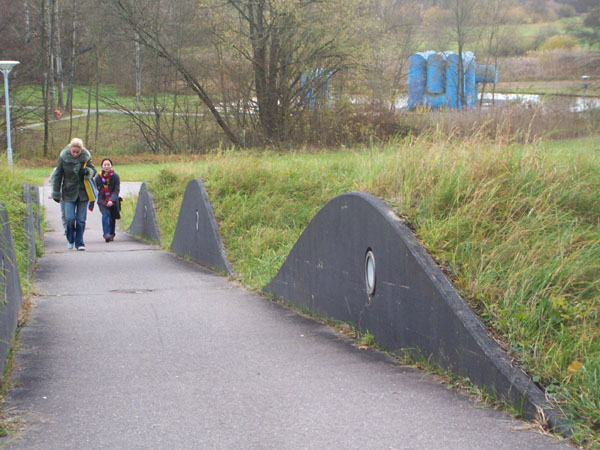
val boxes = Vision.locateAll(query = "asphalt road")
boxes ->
[0,185,571,449]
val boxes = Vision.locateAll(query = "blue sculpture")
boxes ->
[300,68,332,109]
[408,51,497,110]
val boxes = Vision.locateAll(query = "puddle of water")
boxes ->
[391,93,600,111]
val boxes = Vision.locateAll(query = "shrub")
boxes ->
[500,50,588,80]
[506,6,531,24]
[558,4,577,18]
[541,35,580,51]
[584,8,600,29]
[286,102,415,147]
[533,26,561,50]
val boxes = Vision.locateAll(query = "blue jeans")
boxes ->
[101,212,116,237]
[64,200,88,248]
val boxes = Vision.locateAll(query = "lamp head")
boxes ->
[0,61,20,73]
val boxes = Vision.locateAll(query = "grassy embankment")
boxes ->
[0,166,41,293]
[112,136,599,447]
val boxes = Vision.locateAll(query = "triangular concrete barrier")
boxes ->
[171,179,233,275]
[128,182,161,244]
[263,191,570,436]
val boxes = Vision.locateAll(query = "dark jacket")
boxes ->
[51,147,96,202]
[94,171,121,215]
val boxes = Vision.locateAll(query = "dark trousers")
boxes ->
[64,199,88,248]
[101,212,116,237]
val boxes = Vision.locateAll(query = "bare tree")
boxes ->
[476,0,516,107]
[359,0,423,107]
[47,0,57,112]
[25,0,32,43]
[54,0,64,109]
[449,0,480,108]
[65,0,79,113]
[107,0,356,145]
[425,0,482,108]
[135,37,142,108]
[40,0,50,156]
[109,0,240,145]
[223,0,354,142]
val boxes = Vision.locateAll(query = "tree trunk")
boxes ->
[24,0,32,43]
[170,64,178,147]
[152,0,161,153]
[135,38,142,109]
[95,74,100,148]
[85,71,92,144]
[152,53,161,153]
[41,0,50,157]
[48,0,56,112]
[248,1,281,142]
[55,0,64,110]
[66,0,77,113]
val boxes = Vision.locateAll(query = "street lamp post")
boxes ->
[0,60,20,167]
[581,75,589,111]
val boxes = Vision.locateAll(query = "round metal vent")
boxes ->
[365,249,376,297]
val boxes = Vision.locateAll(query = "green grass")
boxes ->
[517,20,575,37]
[118,136,600,447]
[10,100,223,161]
[12,84,203,111]
[11,113,145,160]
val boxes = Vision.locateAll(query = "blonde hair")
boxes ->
[69,137,84,149]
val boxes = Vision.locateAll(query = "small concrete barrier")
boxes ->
[22,183,36,279]
[0,202,23,377]
[263,192,569,435]
[171,179,233,275]
[33,185,42,241]
[128,182,161,244]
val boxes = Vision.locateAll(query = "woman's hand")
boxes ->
[107,200,113,207]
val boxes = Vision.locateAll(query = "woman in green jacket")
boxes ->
[51,138,96,251]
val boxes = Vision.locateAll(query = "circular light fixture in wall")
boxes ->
[365,249,376,297]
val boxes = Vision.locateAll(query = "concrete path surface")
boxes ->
[1,185,570,449]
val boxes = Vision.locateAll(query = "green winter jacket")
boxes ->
[51,146,96,202]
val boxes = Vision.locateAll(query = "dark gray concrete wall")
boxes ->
[128,182,161,244]
[171,179,233,275]
[33,186,42,242]
[263,192,568,434]
[0,203,23,377]
[22,183,36,279]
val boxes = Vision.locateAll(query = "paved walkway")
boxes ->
[1,185,570,449]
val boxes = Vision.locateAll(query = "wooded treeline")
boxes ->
[1,0,598,152]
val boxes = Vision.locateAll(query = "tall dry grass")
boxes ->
[403,103,599,145]
[499,50,600,81]
[125,134,600,446]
